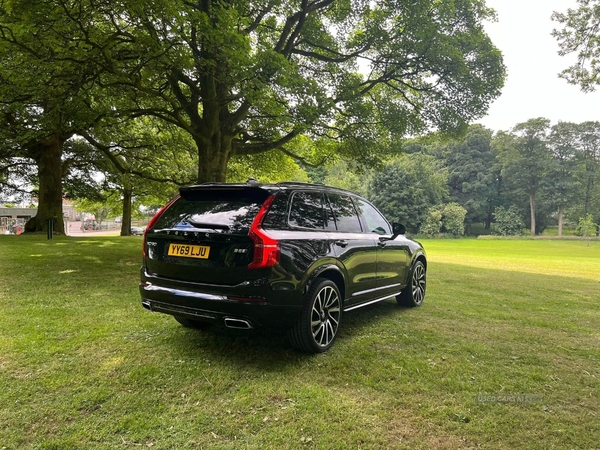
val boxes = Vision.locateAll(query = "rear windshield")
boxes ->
[153,190,268,234]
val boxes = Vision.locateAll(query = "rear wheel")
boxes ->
[288,278,342,353]
[397,260,426,307]
[174,316,212,329]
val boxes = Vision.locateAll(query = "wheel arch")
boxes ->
[304,264,346,301]
[411,251,427,271]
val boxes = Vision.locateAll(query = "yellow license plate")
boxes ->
[168,243,210,259]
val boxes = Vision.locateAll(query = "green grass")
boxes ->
[1,235,599,449]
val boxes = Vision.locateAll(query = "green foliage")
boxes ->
[421,203,466,237]
[553,1,600,92]
[323,159,370,197]
[73,195,120,226]
[420,208,443,236]
[577,214,597,238]
[369,154,448,232]
[495,119,553,235]
[491,206,525,236]
[227,152,309,183]
[3,0,504,183]
[443,125,499,227]
[442,203,468,236]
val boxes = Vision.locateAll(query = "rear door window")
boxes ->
[288,191,325,229]
[327,194,362,232]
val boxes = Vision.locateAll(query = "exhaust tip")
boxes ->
[141,300,152,311]
[224,318,253,329]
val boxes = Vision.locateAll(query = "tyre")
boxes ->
[288,278,342,353]
[174,315,212,329]
[397,260,426,307]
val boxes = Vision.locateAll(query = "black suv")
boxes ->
[140,181,426,353]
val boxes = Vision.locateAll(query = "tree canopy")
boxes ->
[553,0,600,92]
[77,0,506,182]
[1,0,506,235]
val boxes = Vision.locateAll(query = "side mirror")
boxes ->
[392,223,406,236]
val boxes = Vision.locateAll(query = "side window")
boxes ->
[355,199,392,234]
[288,191,325,229]
[327,194,362,232]
[262,193,289,230]
[324,197,337,231]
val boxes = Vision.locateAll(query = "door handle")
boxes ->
[377,240,387,247]
[335,240,348,248]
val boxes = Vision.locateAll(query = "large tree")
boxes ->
[553,0,600,91]
[496,119,552,236]
[369,153,448,233]
[575,121,600,220]
[547,122,582,236]
[443,124,499,233]
[82,0,505,183]
[0,0,112,233]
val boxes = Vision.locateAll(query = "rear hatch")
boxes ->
[145,185,272,285]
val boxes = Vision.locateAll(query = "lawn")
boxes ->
[1,235,599,449]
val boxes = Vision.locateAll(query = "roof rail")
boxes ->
[276,181,324,187]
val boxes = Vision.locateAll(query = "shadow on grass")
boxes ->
[150,260,600,370]
[155,298,411,369]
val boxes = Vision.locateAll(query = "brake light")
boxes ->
[143,195,180,258]
[248,195,279,269]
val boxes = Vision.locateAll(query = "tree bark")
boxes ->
[584,177,594,215]
[195,135,232,183]
[24,135,65,234]
[557,205,564,237]
[529,192,536,236]
[120,188,133,236]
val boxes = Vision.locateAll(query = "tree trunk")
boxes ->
[557,205,564,238]
[24,135,65,234]
[120,188,133,236]
[195,135,232,183]
[529,192,536,236]
[584,177,594,215]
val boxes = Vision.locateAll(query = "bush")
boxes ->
[443,203,467,236]
[491,206,525,236]
[420,208,443,236]
[576,214,597,238]
[420,203,466,237]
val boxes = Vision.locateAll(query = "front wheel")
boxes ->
[397,260,426,307]
[288,278,342,353]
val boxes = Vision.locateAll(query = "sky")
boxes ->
[476,0,600,132]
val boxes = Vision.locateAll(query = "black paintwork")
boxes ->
[139,181,426,329]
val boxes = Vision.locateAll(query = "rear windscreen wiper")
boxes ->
[187,220,230,231]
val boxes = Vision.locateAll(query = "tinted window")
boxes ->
[355,199,391,234]
[324,198,337,231]
[153,197,261,234]
[262,193,289,229]
[288,192,324,229]
[328,194,362,232]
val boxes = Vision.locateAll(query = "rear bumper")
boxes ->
[139,269,302,329]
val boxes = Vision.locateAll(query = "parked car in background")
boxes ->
[80,220,100,231]
[139,181,427,353]
[131,226,146,236]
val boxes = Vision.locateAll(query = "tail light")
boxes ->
[248,195,279,269]
[143,195,180,258]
